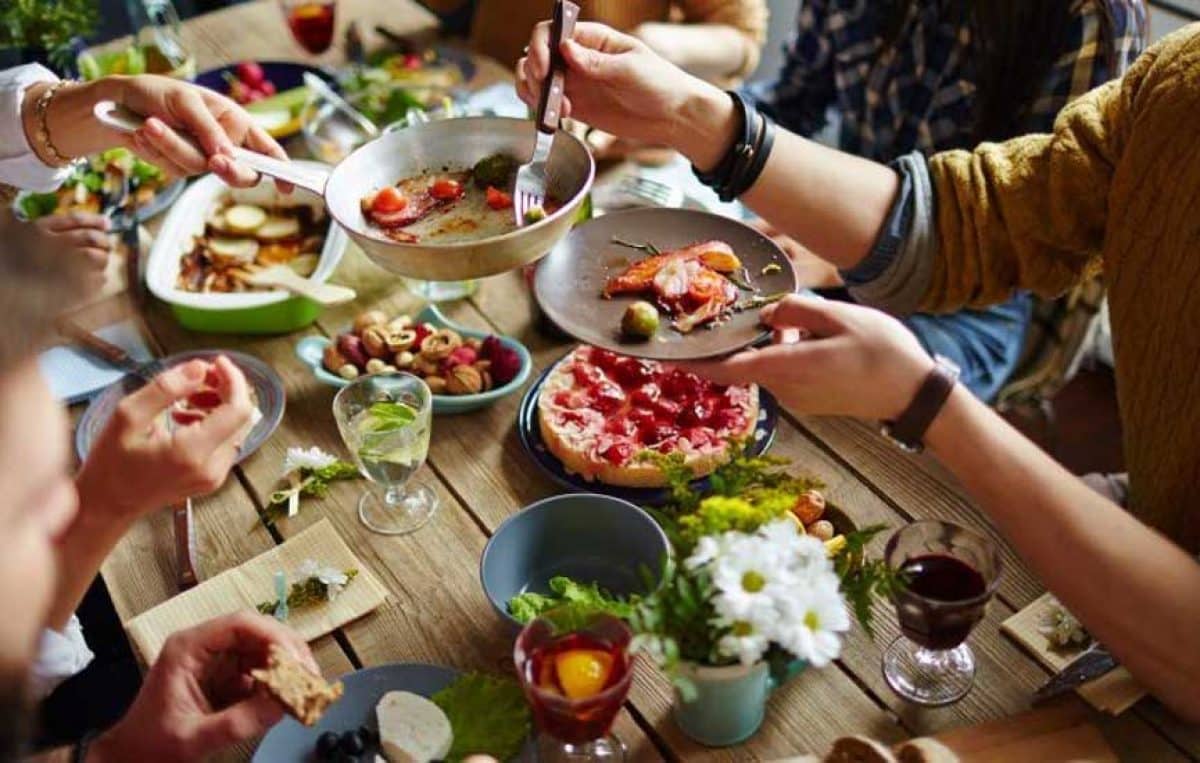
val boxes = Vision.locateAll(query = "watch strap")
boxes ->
[882,357,960,452]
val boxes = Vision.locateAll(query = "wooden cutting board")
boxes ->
[929,703,1117,762]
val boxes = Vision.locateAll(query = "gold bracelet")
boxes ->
[33,79,80,167]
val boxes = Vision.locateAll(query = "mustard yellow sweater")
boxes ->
[925,24,1200,551]
[421,0,767,76]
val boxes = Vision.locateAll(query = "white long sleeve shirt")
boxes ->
[0,64,72,192]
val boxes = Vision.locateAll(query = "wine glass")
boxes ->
[279,0,337,57]
[332,372,438,535]
[882,520,1003,706]
[515,611,634,762]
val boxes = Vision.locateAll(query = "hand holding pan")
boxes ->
[93,101,595,282]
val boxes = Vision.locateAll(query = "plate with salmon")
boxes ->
[533,208,798,360]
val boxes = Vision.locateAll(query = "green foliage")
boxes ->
[256,569,358,616]
[629,564,724,699]
[0,0,98,70]
[676,495,791,547]
[263,460,361,524]
[507,576,636,624]
[431,673,531,763]
[833,524,908,638]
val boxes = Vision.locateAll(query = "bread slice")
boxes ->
[376,691,453,763]
[250,644,343,726]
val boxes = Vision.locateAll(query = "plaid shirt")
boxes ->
[756,0,1148,162]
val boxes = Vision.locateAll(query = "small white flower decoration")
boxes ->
[716,618,771,666]
[296,559,351,601]
[773,580,850,668]
[283,446,338,475]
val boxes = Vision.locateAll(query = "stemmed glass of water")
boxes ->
[333,372,438,535]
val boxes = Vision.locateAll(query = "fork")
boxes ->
[514,0,580,226]
[618,175,686,209]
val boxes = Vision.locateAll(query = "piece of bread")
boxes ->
[376,690,454,763]
[825,736,899,763]
[250,644,343,726]
[893,738,959,763]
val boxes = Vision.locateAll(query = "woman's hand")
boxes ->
[681,295,934,421]
[74,355,255,522]
[26,74,288,188]
[90,612,319,763]
[515,22,737,170]
[33,212,113,289]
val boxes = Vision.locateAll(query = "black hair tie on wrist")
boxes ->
[692,91,775,203]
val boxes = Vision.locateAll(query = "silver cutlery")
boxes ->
[514,0,579,226]
[1033,642,1119,702]
[302,72,378,140]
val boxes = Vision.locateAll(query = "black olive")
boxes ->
[357,724,379,744]
[315,730,340,759]
[336,753,359,763]
[339,730,366,755]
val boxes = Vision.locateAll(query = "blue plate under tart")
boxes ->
[516,351,779,506]
[75,349,285,463]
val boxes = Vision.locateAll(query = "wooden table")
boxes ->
[84,2,1199,760]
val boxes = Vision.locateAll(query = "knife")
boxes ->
[1033,643,1119,702]
[172,498,199,591]
[55,317,161,382]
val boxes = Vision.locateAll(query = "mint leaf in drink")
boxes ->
[361,401,417,432]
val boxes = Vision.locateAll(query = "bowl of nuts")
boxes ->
[295,304,532,414]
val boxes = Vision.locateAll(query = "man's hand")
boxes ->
[74,355,254,521]
[90,613,318,763]
[680,296,934,421]
[515,21,734,168]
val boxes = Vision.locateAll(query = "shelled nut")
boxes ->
[446,364,484,395]
[394,350,415,369]
[361,326,391,359]
[385,328,418,353]
[386,315,413,332]
[337,364,359,380]
[353,310,388,334]
[365,358,388,375]
[420,329,463,360]
[322,344,348,373]
[424,375,448,394]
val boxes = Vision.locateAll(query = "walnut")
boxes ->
[410,355,441,377]
[322,344,348,373]
[419,328,462,360]
[361,326,391,358]
[792,489,827,526]
[386,315,413,333]
[445,364,483,395]
[385,328,418,353]
[353,310,388,334]
[424,375,448,394]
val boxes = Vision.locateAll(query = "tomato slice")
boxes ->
[485,185,512,210]
[371,186,409,214]
[429,178,464,201]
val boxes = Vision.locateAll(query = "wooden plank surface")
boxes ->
[79,0,1199,759]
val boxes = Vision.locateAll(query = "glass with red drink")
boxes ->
[279,0,337,56]
[514,611,633,762]
[882,520,1003,706]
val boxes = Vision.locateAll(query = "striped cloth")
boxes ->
[756,0,1148,161]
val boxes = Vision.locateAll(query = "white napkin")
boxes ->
[38,320,153,404]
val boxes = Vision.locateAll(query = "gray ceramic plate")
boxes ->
[253,663,535,762]
[534,208,798,361]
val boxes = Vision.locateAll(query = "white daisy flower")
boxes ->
[685,535,724,570]
[773,579,850,667]
[283,446,338,475]
[716,619,771,666]
[711,537,795,621]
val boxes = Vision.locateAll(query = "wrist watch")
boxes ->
[880,355,961,453]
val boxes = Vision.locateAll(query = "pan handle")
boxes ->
[92,101,330,195]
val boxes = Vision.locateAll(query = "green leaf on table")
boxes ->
[431,673,531,762]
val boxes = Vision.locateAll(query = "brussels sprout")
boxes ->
[472,153,518,188]
[621,300,660,339]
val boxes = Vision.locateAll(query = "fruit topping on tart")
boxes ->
[537,346,758,487]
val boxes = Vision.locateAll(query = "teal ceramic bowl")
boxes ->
[296,304,532,414]
[480,493,671,629]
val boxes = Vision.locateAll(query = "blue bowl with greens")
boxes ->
[480,493,670,629]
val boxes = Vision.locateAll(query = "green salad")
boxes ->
[17,148,167,221]
[508,576,638,624]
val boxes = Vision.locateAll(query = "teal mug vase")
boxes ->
[672,655,807,747]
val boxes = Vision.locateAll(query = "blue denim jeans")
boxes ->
[902,292,1032,403]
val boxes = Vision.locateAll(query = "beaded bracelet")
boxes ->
[33,79,80,167]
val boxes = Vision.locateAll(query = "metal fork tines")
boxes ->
[514,131,553,224]
[619,175,685,208]
[514,0,579,226]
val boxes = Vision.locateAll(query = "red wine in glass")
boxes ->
[282,1,336,55]
[895,554,988,650]
[515,612,633,761]
[882,521,1001,706]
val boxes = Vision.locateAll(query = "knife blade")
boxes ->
[173,498,199,591]
[1034,643,1119,702]
[55,317,162,382]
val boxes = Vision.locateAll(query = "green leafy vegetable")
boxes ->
[18,192,59,220]
[431,673,531,762]
[833,524,907,639]
[508,576,637,624]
